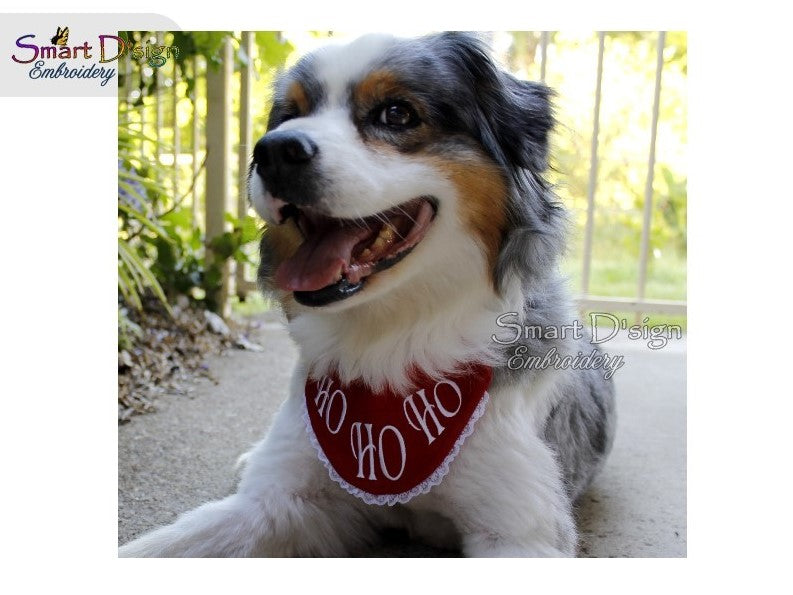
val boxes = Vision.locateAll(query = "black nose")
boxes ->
[252,131,319,205]
[253,130,318,178]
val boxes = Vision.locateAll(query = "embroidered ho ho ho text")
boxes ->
[311,376,464,482]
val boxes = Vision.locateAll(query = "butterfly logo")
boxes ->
[50,26,69,46]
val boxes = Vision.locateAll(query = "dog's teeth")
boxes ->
[380,225,395,241]
[360,248,373,260]
[369,225,396,254]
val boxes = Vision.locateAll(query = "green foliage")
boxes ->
[254,32,294,69]
[118,307,143,351]
[171,31,233,67]
[118,111,262,317]
[119,31,236,103]
[118,122,173,315]
[655,166,687,253]
[119,31,294,101]
[145,205,262,311]
[117,31,291,347]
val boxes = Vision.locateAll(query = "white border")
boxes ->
[2,1,792,591]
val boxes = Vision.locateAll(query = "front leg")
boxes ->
[120,382,389,557]
[416,388,577,558]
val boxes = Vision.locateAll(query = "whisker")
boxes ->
[395,206,418,225]
[336,200,425,240]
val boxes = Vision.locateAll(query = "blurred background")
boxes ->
[117,30,686,351]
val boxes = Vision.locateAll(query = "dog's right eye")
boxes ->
[377,101,420,129]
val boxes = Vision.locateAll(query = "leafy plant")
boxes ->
[143,204,262,312]
[118,122,262,345]
[119,31,294,103]
[118,124,173,315]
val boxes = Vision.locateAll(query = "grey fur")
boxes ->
[543,365,617,501]
[490,279,617,502]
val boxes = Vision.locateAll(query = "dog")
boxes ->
[119,31,616,558]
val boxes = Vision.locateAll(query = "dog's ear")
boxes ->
[488,73,554,173]
[433,32,554,175]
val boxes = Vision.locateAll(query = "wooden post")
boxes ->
[581,32,605,297]
[172,49,180,200]
[191,56,201,228]
[236,31,254,300]
[204,38,233,316]
[636,31,667,322]
[154,32,163,169]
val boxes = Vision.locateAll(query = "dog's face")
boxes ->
[249,32,556,312]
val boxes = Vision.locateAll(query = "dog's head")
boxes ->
[249,32,563,314]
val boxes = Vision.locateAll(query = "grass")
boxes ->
[562,254,686,301]
[562,252,687,331]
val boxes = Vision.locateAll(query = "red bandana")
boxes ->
[304,364,492,506]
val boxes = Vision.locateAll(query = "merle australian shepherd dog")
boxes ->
[120,31,616,557]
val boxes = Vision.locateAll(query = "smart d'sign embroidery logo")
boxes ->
[10,28,179,87]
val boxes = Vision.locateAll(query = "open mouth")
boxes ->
[274,197,438,307]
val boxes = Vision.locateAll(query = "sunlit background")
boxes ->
[117,31,686,337]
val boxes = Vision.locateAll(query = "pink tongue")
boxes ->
[275,225,373,292]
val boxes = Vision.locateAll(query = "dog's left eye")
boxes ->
[378,102,419,128]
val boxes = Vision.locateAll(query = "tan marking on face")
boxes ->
[429,155,509,278]
[353,69,440,152]
[263,220,303,317]
[280,294,297,320]
[286,80,310,115]
[353,69,403,107]
[266,219,303,263]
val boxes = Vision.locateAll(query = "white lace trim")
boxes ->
[302,391,490,506]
